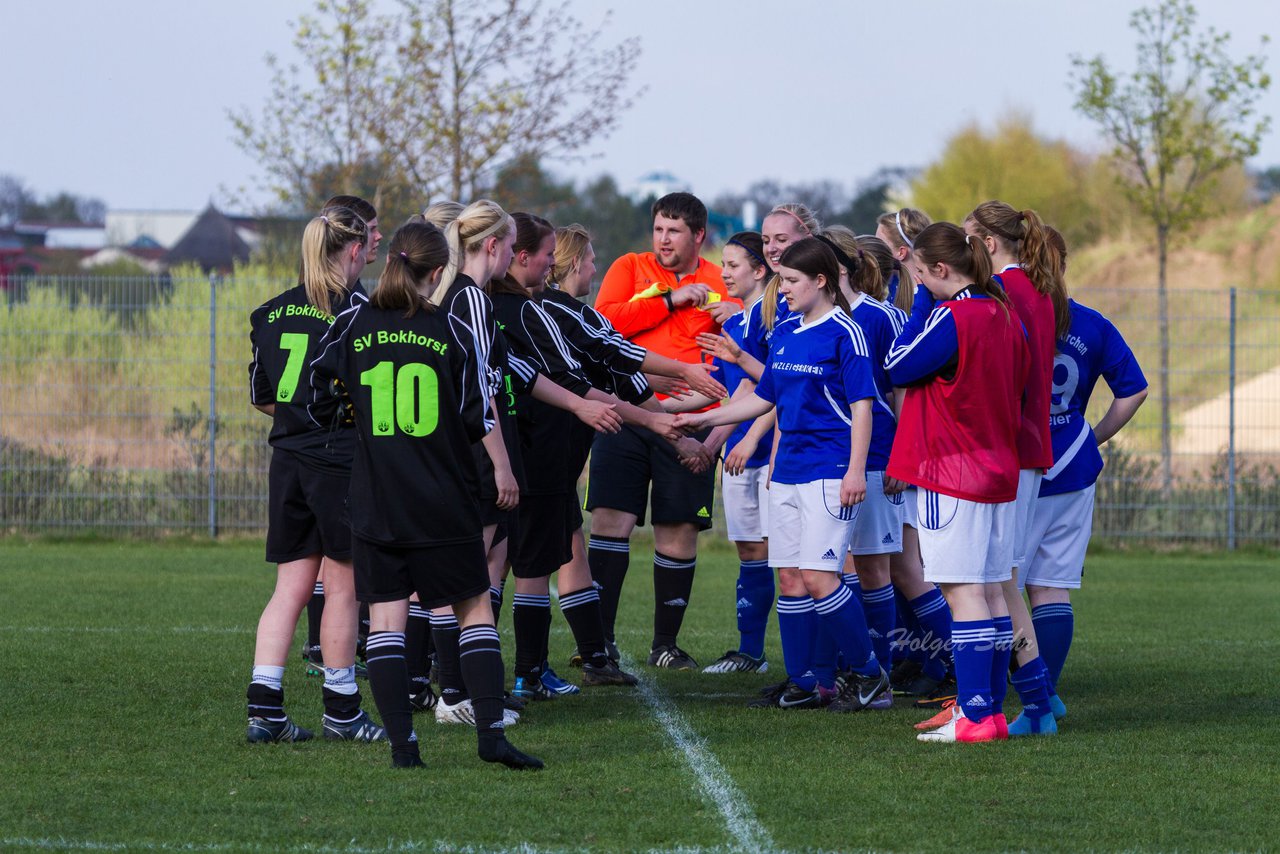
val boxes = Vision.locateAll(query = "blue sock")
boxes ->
[811,620,838,690]
[1010,658,1051,718]
[777,596,817,691]
[990,616,1014,716]
[735,559,773,659]
[861,584,896,676]
[894,587,921,666]
[841,572,862,602]
[951,620,994,723]
[812,586,878,677]
[1032,602,1074,689]
[909,588,952,680]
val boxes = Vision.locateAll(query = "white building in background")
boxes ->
[629,171,689,203]
[105,210,199,249]
[105,210,261,251]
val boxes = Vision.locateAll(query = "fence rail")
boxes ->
[2,275,1278,546]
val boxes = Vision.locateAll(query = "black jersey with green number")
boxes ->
[540,286,653,405]
[437,276,532,496]
[248,283,365,472]
[309,299,488,547]
[490,288,592,495]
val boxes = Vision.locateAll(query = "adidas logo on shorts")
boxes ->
[882,532,895,544]
[697,506,710,519]
[821,549,838,561]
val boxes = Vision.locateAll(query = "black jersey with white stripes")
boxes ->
[248,282,366,473]
[490,288,593,494]
[308,299,486,547]
[540,287,654,405]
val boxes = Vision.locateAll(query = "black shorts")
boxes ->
[478,496,508,528]
[584,424,716,530]
[265,449,352,563]
[511,492,578,579]
[352,536,489,609]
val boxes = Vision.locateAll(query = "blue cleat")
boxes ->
[1008,709,1059,737]
[540,665,581,696]
[1049,692,1068,720]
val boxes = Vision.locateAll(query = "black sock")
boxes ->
[321,666,362,721]
[430,612,467,704]
[364,631,419,760]
[512,593,550,679]
[560,585,608,667]
[458,624,505,738]
[246,682,285,721]
[406,602,432,690]
[489,580,505,626]
[305,582,325,650]
[652,551,696,649]
[588,535,630,643]
[357,601,371,658]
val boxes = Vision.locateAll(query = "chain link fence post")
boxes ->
[1227,286,1237,551]
[208,272,219,538]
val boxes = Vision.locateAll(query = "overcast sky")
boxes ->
[5,0,1277,212]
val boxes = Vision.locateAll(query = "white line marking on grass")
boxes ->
[623,657,777,854]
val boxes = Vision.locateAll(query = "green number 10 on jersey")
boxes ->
[360,361,439,437]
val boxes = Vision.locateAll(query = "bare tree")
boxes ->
[228,0,641,211]
[1071,0,1270,493]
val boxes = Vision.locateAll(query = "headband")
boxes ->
[727,239,771,272]
[815,234,859,279]
[465,215,510,246]
[894,211,914,249]
[772,207,811,235]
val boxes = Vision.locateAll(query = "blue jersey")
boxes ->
[886,271,902,306]
[711,296,774,468]
[1040,299,1147,497]
[756,308,878,484]
[849,294,905,471]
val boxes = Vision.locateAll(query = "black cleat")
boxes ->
[301,644,324,677]
[479,736,544,770]
[409,683,438,712]
[581,659,639,686]
[889,659,923,691]
[322,710,388,742]
[503,691,526,712]
[747,679,793,709]
[896,671,945,698]
[647,644,698,670]
[828,668,891,714]
[247,716,314,743]
[777,685,826,710]
[913,672,958,709]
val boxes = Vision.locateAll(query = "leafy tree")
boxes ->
[229,0,641,212]
[1071,0,1271,492]
[0,174,33,226]
[910,112,1099,250]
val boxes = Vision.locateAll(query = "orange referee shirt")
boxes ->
[594,253,739,367]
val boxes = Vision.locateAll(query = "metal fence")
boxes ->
[1,275,1278,546]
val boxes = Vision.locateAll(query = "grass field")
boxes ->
[1,539,1277,853]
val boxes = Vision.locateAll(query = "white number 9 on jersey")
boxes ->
[1050,353,1080,416]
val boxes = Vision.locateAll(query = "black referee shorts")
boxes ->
[352,536,489,609]
[265,449,352,563]
[584,424,716,530]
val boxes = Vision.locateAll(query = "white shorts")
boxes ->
[1021,485,1094,590]
[901,485,919,529]
[722,465,769,542]
[768,479,856,572]
[1012,469,1044,569]
[917,489,1015,585]
[849,472,904,555]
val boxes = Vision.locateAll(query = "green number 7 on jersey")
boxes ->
[276,332,310,403]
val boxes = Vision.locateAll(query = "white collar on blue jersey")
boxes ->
[849,292,867,312]
[796,306,844,331]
